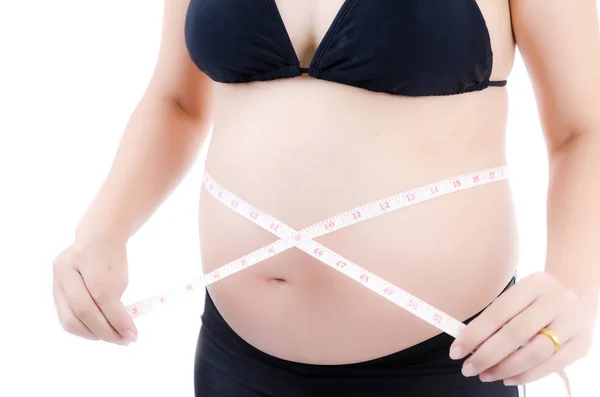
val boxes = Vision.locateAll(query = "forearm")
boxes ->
[545,132,600,316]
[76,94,211,243]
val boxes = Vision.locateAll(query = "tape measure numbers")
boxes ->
[126,165,508,338]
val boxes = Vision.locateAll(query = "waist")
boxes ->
[197,157,519,363]
[201,276,517,371]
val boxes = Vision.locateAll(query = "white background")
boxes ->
[0,1,598,396]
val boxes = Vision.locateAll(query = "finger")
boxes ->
[461,289,565,377]
[81,269,138,343]
[450,273,560,360]
[503,336,588,386]
[53,283,99,341]
[479,309,577,382]
[59,269,127,345]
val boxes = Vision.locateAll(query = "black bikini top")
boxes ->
[184,0,507,96]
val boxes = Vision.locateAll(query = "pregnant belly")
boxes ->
[199,163,519,364]
[197,80,518,364]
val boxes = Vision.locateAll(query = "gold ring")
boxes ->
[539,327,561,353]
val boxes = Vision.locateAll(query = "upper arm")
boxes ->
[146,0,213,118]
[510,0,600,152]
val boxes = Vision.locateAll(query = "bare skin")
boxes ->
[201,0,516,364]
[53,0,600,379]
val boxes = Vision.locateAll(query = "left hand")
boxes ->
[448,271,596,386]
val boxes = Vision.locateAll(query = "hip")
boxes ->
[194,278,521,397]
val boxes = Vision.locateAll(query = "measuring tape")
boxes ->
[126,165,508,336]
[124,164,571,396]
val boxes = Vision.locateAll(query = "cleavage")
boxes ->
[273,0,350,68]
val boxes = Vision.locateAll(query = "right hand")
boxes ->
[52,237,138,345]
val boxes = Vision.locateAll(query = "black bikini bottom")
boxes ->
[194,277,520,397]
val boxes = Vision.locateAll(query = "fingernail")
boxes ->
[504,379,518,386]
[117,338,130,346]
[449,345,464,359]
[479,373,493,382]
[462,363,477,377]
[125,330,138,343]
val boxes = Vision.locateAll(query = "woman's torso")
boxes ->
[197,0,518,364]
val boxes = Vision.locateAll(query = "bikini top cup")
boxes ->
[185,0,507,96]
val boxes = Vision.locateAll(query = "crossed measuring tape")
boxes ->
[126,165,509,339]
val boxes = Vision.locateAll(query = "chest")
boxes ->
[270,0,489,67]
[185,0,500,96]
[272,0,347,65]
